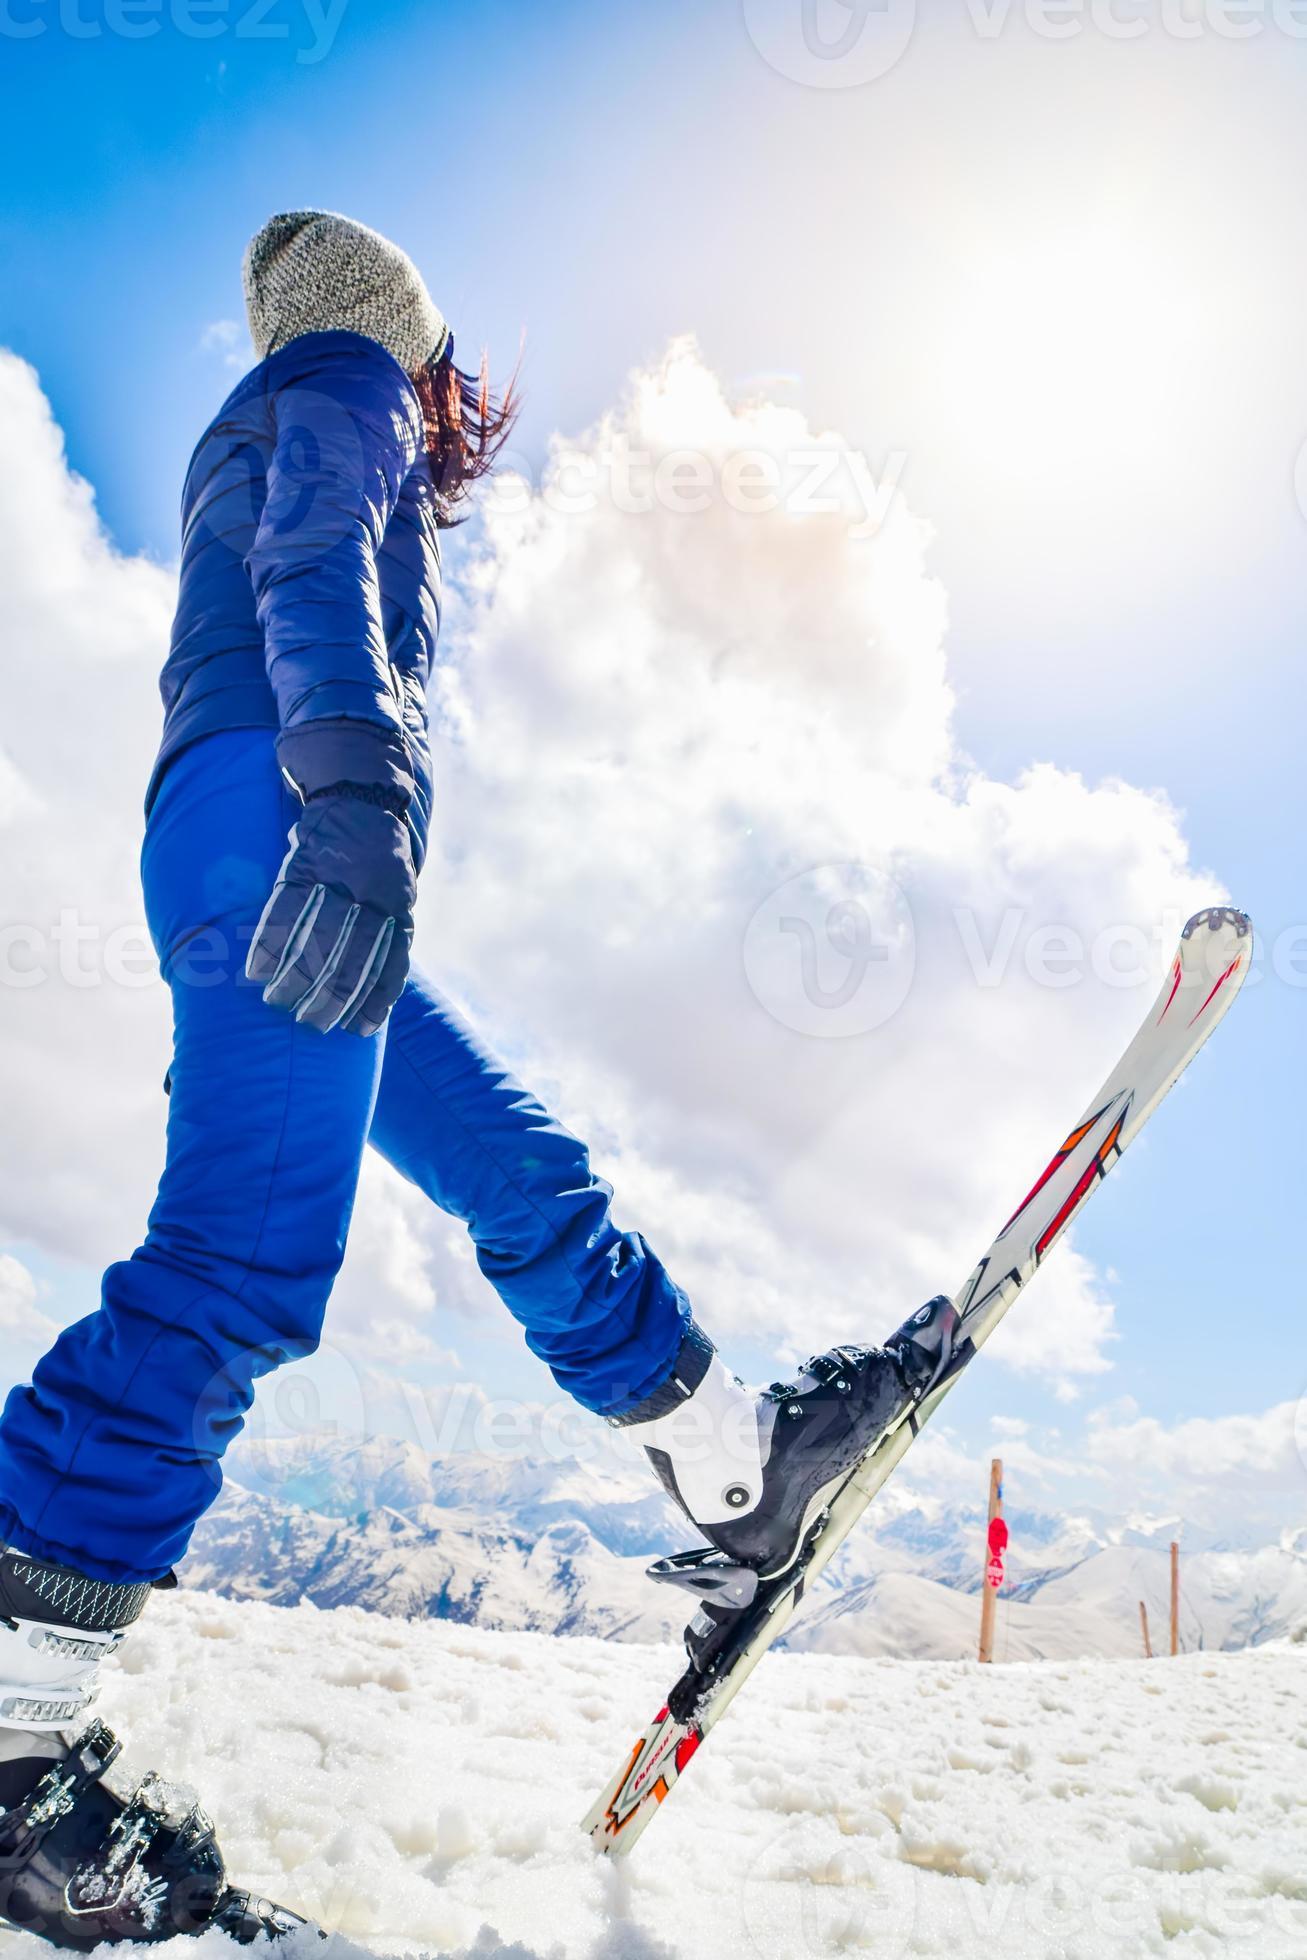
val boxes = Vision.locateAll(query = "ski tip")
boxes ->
[582,1812,621,1857]
[581,1793,645,1859]
[1182,906,1252,943]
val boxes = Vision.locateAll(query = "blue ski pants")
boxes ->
[0,732,691,1583]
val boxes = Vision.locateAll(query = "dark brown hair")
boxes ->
[414,341,521,526]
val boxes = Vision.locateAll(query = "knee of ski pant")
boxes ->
[123,1225,351,1351]
[21,1257,339,1457]
[132,1252,341,1368]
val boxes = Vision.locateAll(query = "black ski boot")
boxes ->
[0,1551,310,1948]
[0,1722,307,1949]
[619,1298,960,1580]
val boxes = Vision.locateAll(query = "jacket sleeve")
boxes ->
[244,339,423,797]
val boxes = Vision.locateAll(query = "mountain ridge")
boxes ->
[184,1431,1307,1660]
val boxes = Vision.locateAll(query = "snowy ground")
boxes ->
[3,1590,1305,1960]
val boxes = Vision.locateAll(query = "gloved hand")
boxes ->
[246,723,419,1038]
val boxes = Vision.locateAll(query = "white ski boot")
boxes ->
[0,1551,306,1948]
[618,1300,959,1580]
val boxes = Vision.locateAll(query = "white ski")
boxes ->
[583,906,1252,1855]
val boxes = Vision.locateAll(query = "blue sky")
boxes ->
[0,0,1303,1524]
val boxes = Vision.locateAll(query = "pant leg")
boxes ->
[369,971,691,1415]
[0,732,384,1584]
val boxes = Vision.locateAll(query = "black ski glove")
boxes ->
[246,722,419,1038]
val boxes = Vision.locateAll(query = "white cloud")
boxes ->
[0,340,1219,1417]
[197,319,249,371]
[328,1156,462,1370]
[1086,1399,1306,1501]
[0,352,174,1262]
[895,1395,1307,1537]
[0,1254,52,1345]
[0,1253,58,1384]
[423,339,1214,1389]
[984,1244,1118,1400]
[893,1420,1109,1503]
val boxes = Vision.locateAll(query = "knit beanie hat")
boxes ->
[242,210,450,374]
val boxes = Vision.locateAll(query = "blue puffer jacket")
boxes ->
[152,331,442,852]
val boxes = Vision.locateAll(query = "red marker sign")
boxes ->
[986,1515,1009,1591]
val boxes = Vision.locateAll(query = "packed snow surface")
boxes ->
[2,1590,1304,1960]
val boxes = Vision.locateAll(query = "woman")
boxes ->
[0,213,956,1946]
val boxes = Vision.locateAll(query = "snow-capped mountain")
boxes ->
[241,1430,684,1558]
[183,1432,1307,1660]
[184,1481,684,1644]
[788,1538,1307,1661]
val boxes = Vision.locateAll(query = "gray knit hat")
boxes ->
[243,210,449,374]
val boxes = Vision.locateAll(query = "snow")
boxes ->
[2,1590,1305,1959]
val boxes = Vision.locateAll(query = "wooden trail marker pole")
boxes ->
[978,1457,1005,1664]
[1170,1541,1180,1657]
[1139,1600,1153,1659]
